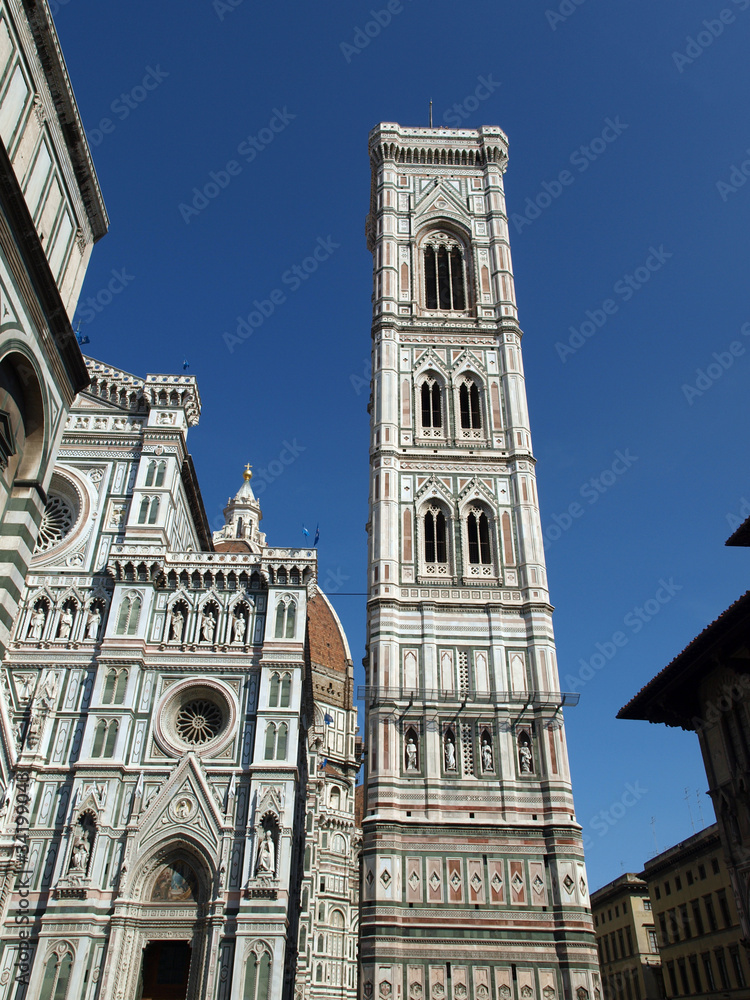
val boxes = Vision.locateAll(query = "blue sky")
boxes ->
[55,0,750,891]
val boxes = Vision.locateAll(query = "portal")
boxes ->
[138,941,191,1000]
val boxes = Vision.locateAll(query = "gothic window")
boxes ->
[138,496,159,524]
[467,509,492,565]
[92,719,107,756]
[274,599,296,638]
[264,724,276,760]
[103,668,128,705]
[423,233,466,310]
[299,926,307,951]
[330,910,345,958]
[459,381,481,429]
[93,719,118,758]
[421,379,442,429]
[280,673,291,707]
[269,672,280,707]
[39,946,73,1000]
[332,834,346,853]
[264,723,288,760]
[330,786,341,810]
[144,460,166,487]
[424,507,447,564]
[115,592,141,635]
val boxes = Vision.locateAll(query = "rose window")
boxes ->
[37,494,75,552]
[176,699,223,745]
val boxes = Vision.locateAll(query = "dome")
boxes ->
[306,591,351,674]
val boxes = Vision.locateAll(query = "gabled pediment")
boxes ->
[458,477,497,507]
[134,753,226,856]
[414,179,470,228]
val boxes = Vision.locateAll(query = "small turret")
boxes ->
[213,465,266,553]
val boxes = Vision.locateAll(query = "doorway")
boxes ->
[139,941,192,1000]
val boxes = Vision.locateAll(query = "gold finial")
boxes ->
[243,463,252,481]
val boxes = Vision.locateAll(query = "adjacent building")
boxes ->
[619,518,750,949]
[591,874,661,1000]
[642,824,748,999]
[360,122,600,1000]
[0,357,360,1000]
[0,0,108,661]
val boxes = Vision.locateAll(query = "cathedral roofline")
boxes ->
[368,121,509,167]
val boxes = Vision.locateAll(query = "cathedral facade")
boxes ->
[0,357,360,1000]
[360,123,600,1000]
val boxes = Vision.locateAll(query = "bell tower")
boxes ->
[361,124,600,1000]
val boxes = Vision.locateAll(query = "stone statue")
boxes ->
[519,743,532,774]
[200,609,216,643]
[69,839,89,872]
[85,607,101,640]
[27,607,46,641]
[482,739,493,771]
[405,737,418,770]
[41,670,59,710]
[57,607,73,640]
[25,703,42,750]
[256,829,275,876]
[168,607,184,642]
[444,737,456,771]
[231,612,245,644]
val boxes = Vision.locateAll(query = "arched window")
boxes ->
[459,381,481,429]
[154,461,166,487]
[116,593,141,635]
[148,497,159,524]
[275,600,296,639]
[280,673,291,707]
[114,668,129,703]
[39,947,73,1000]
[330,910,345,957]
[92,719,107,757]
[264,724,276,760]
[330,786,341,811]
[269,673,280,707]
[467,510,492,564]
[316,965,323,983]
[237,517,244,538]
[145,460,156,487]
[138,496,150,523]
[332,834,346,854]
[276,723,288,760]
[423,233,466,310]
[299,926,307,951]
[420,379,442,429]
[104,720,118,758]
[102,669,117,705]
[424,508,447,564]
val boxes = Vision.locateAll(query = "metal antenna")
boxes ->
[429,100,433,127]
[696,789,705,828]
[685,787,695,831]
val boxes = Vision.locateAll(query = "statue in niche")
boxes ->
[168,607,184,642]
[200,609,216,643]
[69,838,89,873]
[405,737,418,770]
[57,607,74,640]
[25,702,43,750]
[482,738,493,771]
[256,828,275,876]
[519,740,533,774]
[85,607,101,640]
[231,612,245,644]
[27,607,46,641]
[444,736,456,771]
[40,670,59,710]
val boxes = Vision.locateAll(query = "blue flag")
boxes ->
[319,757,328,769]
[314,525,320,546]
[324,713,333,726]
[76,333,90,345]
[302,525,309,538]
[182,359,190,370]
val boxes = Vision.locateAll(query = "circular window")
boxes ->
[153,679,238,758]
[36,474,82,553]
[176,699,223,745]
